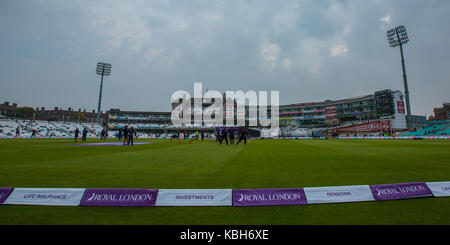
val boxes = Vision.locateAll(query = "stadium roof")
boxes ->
[283,90,402,107]
[107,109,171,115]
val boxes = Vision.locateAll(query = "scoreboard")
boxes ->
[375,89,394,117]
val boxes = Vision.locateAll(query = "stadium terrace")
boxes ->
[1,88,449,139]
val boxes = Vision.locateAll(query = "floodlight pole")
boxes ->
[96,67,104,125]
[95,62,111,125]
[395,28,412,128]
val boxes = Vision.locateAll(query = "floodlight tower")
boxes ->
[387,25,411,128]
[95,62,112,124]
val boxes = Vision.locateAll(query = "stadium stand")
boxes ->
[402,123,450,136]
[0,119,104,138]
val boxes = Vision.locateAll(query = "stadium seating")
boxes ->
[108,122,203,130]
[436,127,450,136]
[402,124,450,136]
[5,118,446,138]
[0,119,104,138]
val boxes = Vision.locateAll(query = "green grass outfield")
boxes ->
[0,138,449,224]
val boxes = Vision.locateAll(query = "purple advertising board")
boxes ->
[0,188,13,204]
[73,142,157,146]
[80,189,158,206]
[233,189,307,206]
[369,182,432,201]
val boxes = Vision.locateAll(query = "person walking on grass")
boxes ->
[229,128,235,145]
[123,125,129,145]
[15,126,20,138]
[82,127,88,142]
[101,128,105,141]
[128,126,136,145]
[74,128,79,142]
[216,128,222,144]
[221,127,229,145]
[236,127,248,146]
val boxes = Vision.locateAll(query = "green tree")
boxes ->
[14,107,38,119]
[74,112,88,122]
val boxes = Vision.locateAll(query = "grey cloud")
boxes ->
[0,0,449,117]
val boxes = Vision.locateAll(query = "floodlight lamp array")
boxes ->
[96,62,112,76]
[387,26,409,48]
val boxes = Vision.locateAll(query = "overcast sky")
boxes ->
[0,0,449,116]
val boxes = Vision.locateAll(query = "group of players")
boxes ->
[74,127,93,142]
[73,125,248,146]
[117,126,137,145]
[74,126,135,145]
[216,127,248,146]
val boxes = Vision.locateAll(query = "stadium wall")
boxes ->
[1,181,449,207]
